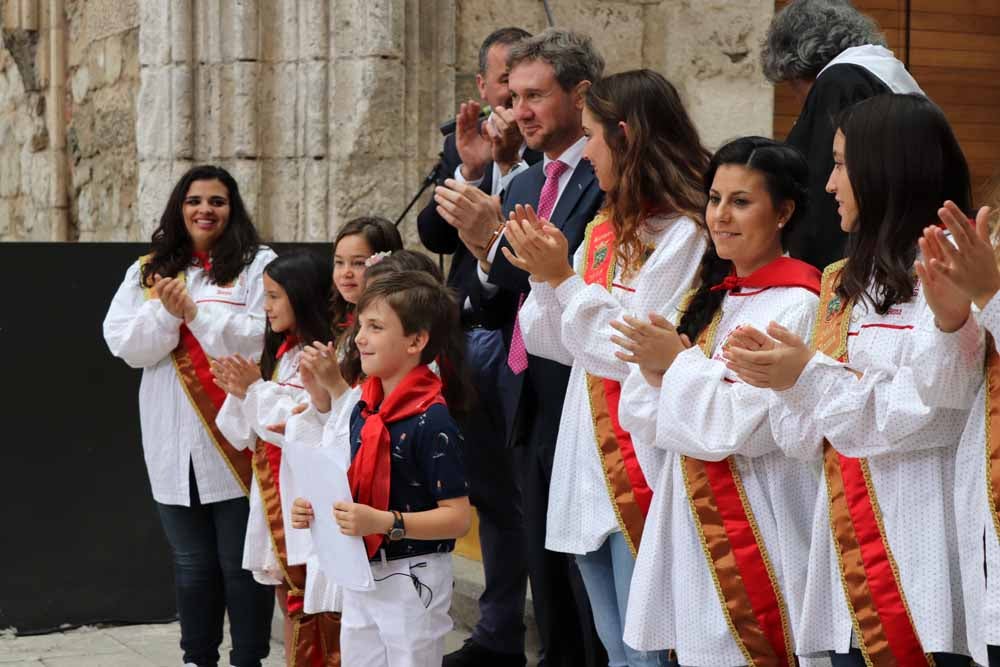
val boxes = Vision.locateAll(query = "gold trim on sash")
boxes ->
[581,214,653,556]
[983,339,1000,546]
[814,260,931,667]
[680,301,796,666]
[139,254,253,494]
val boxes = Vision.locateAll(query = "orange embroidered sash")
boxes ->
[139,255,253,493]
[582,215,652,555]
[679,295,796,667]
[814,259,930,666]
[983,337,1000,548]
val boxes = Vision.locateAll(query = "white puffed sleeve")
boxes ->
[555,218,706,382]
[186,247,277,359]
[979,291,1000,344]
[519,276,575,367]
[653,296,817,461]
[216,394,258,451]
[240,378,308,448]
[103,261,183,368]
[777,305,983,459]
[618,369,668,489]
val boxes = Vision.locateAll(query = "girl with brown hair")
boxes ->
[503,68,709,666]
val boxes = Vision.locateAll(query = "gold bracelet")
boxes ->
[484,224,504,254]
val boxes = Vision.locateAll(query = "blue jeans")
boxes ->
[829,649,971,667]
[575,532,672,667]
[156,466,274,667]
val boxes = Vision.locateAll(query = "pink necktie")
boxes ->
[507,160,569,374]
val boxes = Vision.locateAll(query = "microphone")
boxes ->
[439,108,489,137]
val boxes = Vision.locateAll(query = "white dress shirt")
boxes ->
[103,247,276,506]
[517,214,706,555]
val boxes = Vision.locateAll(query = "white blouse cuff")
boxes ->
[780,351,843,415]
[553,273,587,309]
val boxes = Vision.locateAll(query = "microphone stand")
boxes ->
[395,154,449,273]
[394,156,446,228]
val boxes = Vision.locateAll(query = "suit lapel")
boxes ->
[550,161,597,230]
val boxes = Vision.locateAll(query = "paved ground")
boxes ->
[0,622,473,666]
[0,555,539,666]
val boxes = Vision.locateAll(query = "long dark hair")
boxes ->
[677,137,810,342]
[259,251,334,381]
[330,216,404,332]
[340,250,446,387]
[584,69,711,277]
[140,165,261,288]
[355,270,472,417]
[834,94,972,313]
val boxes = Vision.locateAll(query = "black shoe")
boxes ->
[443,639,527,667]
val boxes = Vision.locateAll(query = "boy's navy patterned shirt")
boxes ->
[349,401,469,561]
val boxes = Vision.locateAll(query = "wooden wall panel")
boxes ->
[772,0,999,199]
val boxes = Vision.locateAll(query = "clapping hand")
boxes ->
[501,204,573,287]
[152,274,197,322]
[918,201,999,312]
[211,354,262,399]
[721,323,811,390]
[455,101,492,181]
[610,314,691,387]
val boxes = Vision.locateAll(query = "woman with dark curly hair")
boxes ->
[761,0,922,270]
[104,164,277,667]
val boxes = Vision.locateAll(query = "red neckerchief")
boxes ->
[276,334,299,360]
[710,256,821,295]
[193,250,212,272]
[337,311,356,330]
[348,364,446,558]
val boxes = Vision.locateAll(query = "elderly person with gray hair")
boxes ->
[762,0,923,270]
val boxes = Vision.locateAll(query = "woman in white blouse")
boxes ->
[104,165,276,667]
[502,69,710,667]
[725,94,982,667]
[611,136,821,667]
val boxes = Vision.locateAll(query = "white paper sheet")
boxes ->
[282,442,374,591]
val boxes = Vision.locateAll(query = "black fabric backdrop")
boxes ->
[0,242,328,634]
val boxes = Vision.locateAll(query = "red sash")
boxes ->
[813,259,931,666]
[678,256,819,666]
[139,255,253,493]
[580,214,652,555]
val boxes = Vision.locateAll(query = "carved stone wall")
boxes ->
[0,0,774,243]
[136,0,454,246]
[455,0,774,150]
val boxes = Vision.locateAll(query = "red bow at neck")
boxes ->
[348,364,446,558]
[710,256,821,296]
[193,250,212,272]
[276,334,299,360]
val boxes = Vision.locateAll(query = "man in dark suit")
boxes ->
[434,28,608,667]
[419,27,541,667]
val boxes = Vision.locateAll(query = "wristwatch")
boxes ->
[387,510,406,541]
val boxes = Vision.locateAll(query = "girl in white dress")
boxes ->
[611,136,821,667]
[725,94,983,667]
[503,69,710,667]
[213,251,341,666]
[920,195,1000,667]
